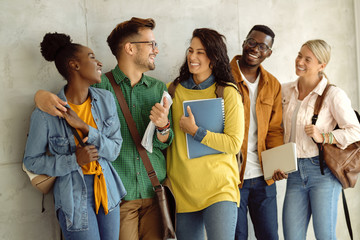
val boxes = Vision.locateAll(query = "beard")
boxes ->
[135,54,156,71]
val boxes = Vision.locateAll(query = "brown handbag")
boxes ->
[106,72,176,239]
[311,84,360,189]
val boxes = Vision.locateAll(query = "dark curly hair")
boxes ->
[40,32,82,80]
[107,17,155,58]
[173,28,235,87]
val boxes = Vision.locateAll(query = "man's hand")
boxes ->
[179,106,198,136]
[272,169,288,181]
[35,90,67,117]
[150,97,170,128]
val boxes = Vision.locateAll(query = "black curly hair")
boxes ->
[40,32,82,80]
[247,25,275,46]
[173,28,235,87]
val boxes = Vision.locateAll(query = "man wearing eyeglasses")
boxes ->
[34,17,173,240]
[230,25,284,240]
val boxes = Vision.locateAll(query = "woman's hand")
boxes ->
[63,108,89,136]
[304,124,323,143]
[75,138,98,166]
[35,90,67,117]
[179,106,198,136]
[272,169,288,181]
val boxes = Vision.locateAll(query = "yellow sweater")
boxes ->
[167,82,244,213]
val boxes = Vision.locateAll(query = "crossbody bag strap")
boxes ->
[69,126,86,147]
[105,71,161,188]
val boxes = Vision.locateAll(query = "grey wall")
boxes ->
[0,0,359,239]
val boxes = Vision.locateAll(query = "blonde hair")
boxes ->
[302,39,331,78]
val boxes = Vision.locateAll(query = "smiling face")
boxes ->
[75,46,102,85]
[133,28,159,71]
[241,30,273,67]
[295,45,325,79]
[187,37,212,83]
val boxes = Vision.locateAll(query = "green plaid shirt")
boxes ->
[93,65,173,200]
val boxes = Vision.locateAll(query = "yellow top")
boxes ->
[68,97,108,214]
[166,83,244,212]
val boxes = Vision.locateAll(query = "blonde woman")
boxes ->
[274,39,360,239]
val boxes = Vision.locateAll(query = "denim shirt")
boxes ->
[180,74,215,142]
[23,86,127,231]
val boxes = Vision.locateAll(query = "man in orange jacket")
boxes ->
[230,25,284,240]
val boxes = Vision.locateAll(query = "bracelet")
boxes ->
[156,121,170,131]
[329,132,333,144]
[156,127,170,136]
[321,133,326,145]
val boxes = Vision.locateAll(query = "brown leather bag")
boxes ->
[106,72,176,239]
[312,84,360,188]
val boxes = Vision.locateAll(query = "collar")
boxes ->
[231,55,268,84]
[111,65,150,87]
[57,85,98,109]
[180,74,215,90]
[293,76,328,96]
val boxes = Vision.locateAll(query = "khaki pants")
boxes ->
[119,197,162,240]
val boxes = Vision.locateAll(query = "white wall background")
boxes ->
[0,0,359,239]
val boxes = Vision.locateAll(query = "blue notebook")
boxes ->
[183,98,225,159]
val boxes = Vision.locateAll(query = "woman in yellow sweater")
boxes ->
[167,28,244,240]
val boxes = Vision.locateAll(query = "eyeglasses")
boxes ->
[244,38,271,52]
[130,41,158,50]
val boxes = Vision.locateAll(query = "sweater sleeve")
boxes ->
[201,86,244,155]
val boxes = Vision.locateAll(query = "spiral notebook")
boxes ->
[183,98,225,159]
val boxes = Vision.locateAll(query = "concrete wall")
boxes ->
[0,0,359,239]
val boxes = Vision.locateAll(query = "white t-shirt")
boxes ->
[239,67,263,179]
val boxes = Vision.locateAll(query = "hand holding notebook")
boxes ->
[183,98,224,159]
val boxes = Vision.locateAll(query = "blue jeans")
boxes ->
[283,156,342,240]
[57,175,120,240]
[176,201,238,240]
[235,176,278,240]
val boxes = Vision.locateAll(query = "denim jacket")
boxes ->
[23,86,127,231]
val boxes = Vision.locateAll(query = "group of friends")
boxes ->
[23,17,360,240]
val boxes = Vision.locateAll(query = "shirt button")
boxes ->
[133,104,135,108]
[137,157,139,160]
[137,172,140,175]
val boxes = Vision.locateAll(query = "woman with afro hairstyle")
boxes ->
[23,32,126,240]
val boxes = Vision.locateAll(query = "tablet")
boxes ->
[261,142,297,180]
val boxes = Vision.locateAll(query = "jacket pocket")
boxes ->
[102,115,116,135]
[49,137,70,155]
[260,97,274,121]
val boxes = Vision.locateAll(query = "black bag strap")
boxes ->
[69,126,86,147]
[342,189,353,240]
[311,84,353,240]
[105,71,162,190]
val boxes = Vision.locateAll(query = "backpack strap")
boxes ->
[311,84,333,175]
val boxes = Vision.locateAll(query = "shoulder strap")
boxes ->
[311,83,332,125]
[167,81,177,99]
[105,71,161,189]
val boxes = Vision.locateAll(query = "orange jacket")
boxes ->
[230,55,284,187]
